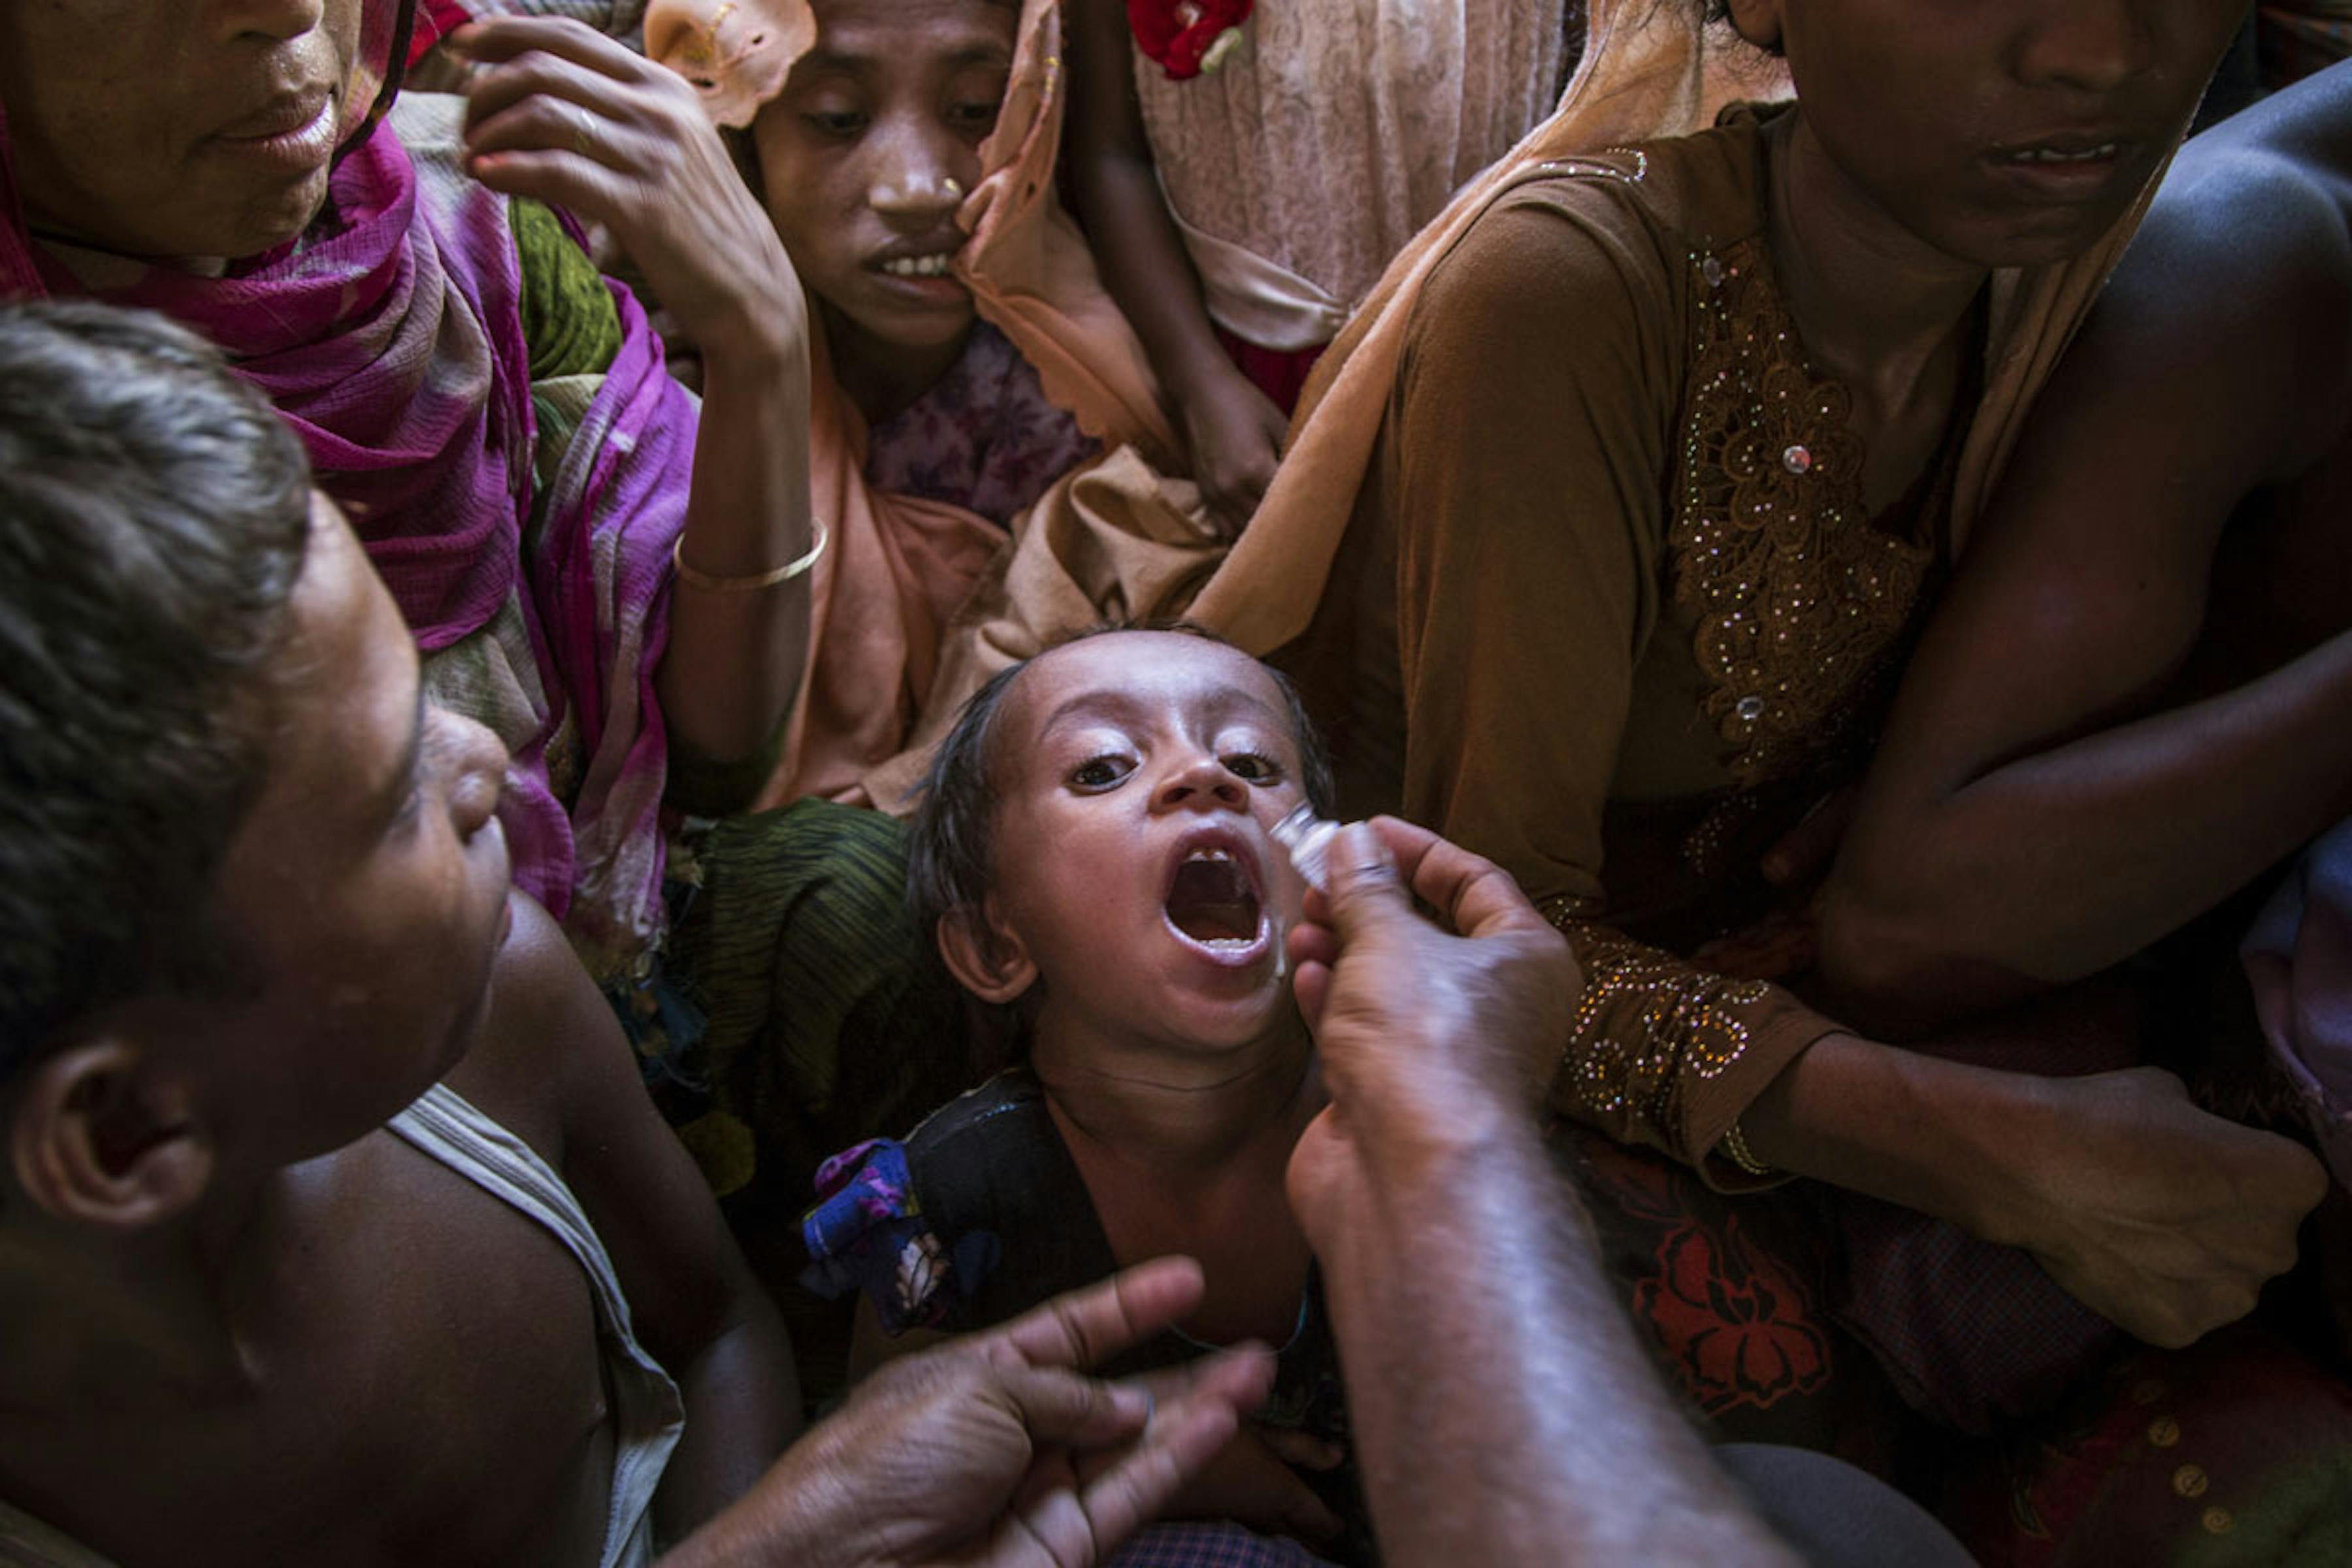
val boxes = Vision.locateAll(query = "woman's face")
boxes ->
[1757,0,2245,267]
[749,0,1014,370]
[0,0,367,265]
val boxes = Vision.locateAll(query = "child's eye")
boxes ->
[1222,751,1281,783]
[1069,754,1134,790]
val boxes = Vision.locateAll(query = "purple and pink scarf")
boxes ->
[0,61,693,970]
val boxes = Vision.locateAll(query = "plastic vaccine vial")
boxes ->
[1271,804,1344,894]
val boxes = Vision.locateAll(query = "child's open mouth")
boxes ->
[1162,838,1269,965]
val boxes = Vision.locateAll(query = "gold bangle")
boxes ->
[1718,1117,1774,1178]
[672,518,827,593]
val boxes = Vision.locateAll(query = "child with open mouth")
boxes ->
[802,626,1362,1563]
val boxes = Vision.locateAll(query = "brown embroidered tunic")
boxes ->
[1294,108,1956,1183]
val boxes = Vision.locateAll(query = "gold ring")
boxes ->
[570,105,596,159]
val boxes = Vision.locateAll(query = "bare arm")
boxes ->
[1063,0,1287,533]
[460,17,814,776]
[1287,821,1796,1567]
[457,896,799,1538]
[1820,152,2352,1021]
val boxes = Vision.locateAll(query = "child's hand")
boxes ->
[1179,365,1288,537]
[1162,1424,1345,1543]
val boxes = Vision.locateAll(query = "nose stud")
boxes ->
[943,176,964,198]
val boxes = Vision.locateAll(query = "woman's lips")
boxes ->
[212,90,340,174]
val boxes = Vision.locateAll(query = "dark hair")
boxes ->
[906,621,1335,1007]
[0,301,313,1073]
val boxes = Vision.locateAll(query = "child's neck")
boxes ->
[1032,1011,1321,1178]
[1034,1015,1322,1347]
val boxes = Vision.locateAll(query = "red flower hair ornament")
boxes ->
[1127,0,1252,80]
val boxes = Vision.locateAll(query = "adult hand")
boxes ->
[453,16,804,358]
[1177,365,1288,538]
[1284,819,1577,1222]
[1989,1066,2328,1348]
[662,1257,1273,1568]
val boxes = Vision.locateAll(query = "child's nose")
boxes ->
[1154,753,1248,811]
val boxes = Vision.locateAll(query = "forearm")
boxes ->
[1829,623,2352,1007]
[657,317,816,772]
[1309,1128,1795,1567]
[1736,1031,2052,1245]
[655,1295,804,1542]
[1069,148,1245,406]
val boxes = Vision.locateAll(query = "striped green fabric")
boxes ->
[671,799,972,1200]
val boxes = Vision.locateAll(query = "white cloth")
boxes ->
[1133,0,1570,347]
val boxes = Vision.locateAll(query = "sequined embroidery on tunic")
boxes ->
[1669,236,1938,791]
[1539,893,1769,1158]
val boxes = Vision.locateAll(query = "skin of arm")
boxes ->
[1064,0,1288,532]
[453,896,800,1538]
[457,17,816,777]
[1286,821,1798,1567]
[1818,150,2352,1025]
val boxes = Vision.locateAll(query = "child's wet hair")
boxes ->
[0,301,312,1073]
[906,621,1335,1002]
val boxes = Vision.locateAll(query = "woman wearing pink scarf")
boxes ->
[0,0,814,985]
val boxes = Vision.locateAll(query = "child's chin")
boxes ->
[1166,983,1292,1048]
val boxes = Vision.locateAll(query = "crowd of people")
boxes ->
[0,0,2347,1563]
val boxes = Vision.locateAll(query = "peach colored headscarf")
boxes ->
[647,0,1216,809]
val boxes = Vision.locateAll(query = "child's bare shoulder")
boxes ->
[440,892,625,1162]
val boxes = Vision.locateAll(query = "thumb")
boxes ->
[1320,821,1409,940]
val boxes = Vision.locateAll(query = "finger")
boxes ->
[1762,785,1859,888]
[1316,821,1414,944]
[1367,815,1550,942]
[996,1393,1249,1568]
[1122,1343,1275,1411]
[1289,951,1331,1031]
[463,148,636,225]
[992,1364,1154,1450]
[987,1257,1208,1373]
[461,46,654,142]
[466,96,645,174]
[448,15,662,84]
[1255,1425,1347,1473]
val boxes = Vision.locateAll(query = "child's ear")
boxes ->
[1721,0,1785,54]
[9,1039,216,1230]
[936,903,1038,1005]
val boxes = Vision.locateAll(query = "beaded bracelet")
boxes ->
[672,517,828,592]
[1718,1117,1774,1178]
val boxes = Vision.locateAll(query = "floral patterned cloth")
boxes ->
[864,321,1102,530]
[802,1137,1000,1333]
